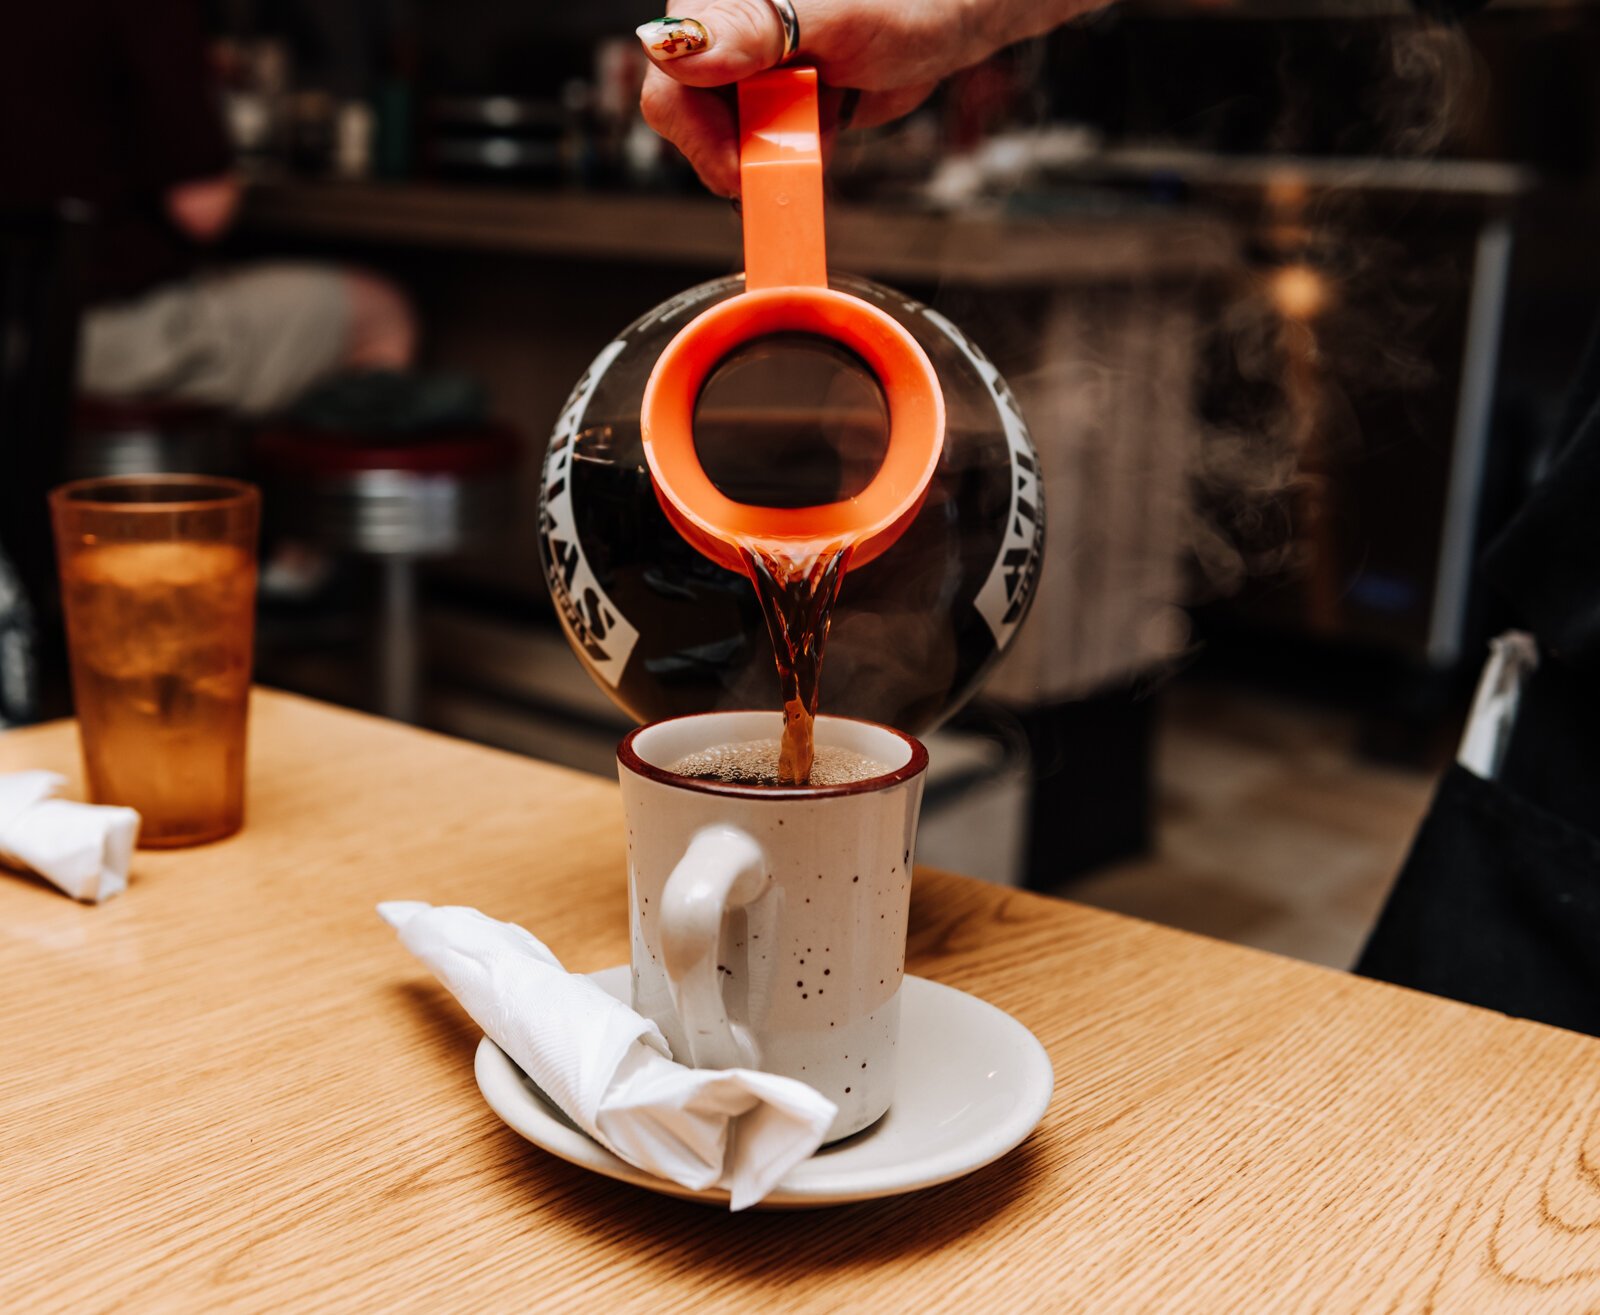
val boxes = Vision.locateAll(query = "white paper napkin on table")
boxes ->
[379,900,836,1210]
[0,771,139,902]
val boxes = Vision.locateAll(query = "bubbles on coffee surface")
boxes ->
[669,738,889,787]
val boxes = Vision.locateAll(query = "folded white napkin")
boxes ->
[0,771,139,903]
[379,900,836,1210]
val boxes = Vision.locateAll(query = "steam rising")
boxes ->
[1186,16,1478,605]
[1376,22,1477,159]
[919,15,1486,696]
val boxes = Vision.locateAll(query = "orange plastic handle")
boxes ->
[638,67,946,575]
[738,68,828,291]
[642,285,945,571]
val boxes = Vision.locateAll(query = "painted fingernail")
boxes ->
[635,17,712,60]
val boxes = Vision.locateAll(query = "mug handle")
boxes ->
[659,824,771,1071]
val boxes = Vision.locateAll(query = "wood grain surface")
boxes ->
[2,690,1598,1313]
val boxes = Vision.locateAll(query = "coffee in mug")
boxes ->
[619,710,927,1141]
[668,739,890,788]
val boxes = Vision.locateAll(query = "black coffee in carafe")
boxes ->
[539,275,1044,749]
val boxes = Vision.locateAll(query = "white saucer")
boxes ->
[474,968,1054,1209]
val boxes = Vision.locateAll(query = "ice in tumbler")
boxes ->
[51,477,259,848]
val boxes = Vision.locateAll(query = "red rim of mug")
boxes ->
[618,711,929,801]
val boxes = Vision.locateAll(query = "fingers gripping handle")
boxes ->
[659,825,772,1070]
[738,67,827,290]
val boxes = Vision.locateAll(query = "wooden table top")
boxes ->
[3,689,1598,1312]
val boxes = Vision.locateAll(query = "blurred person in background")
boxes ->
[0,0,416,416]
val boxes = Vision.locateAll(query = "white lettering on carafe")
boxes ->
[539,339,639,688]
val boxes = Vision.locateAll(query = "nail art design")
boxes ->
[636,17,711,60]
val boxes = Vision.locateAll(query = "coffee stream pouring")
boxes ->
[540,68,1044,760]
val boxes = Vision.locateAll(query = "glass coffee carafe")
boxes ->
[539,70,1043,737]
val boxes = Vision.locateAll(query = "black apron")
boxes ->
[1356,320,1600,1036]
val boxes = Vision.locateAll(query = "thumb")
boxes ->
[635,2,788,88]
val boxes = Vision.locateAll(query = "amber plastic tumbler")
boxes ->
[50,476,260,847]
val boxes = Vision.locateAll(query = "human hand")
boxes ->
[635,0,1098,196]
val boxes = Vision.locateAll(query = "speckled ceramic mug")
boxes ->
[619,711,928,1142]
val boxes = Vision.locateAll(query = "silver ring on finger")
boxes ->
[759,0,802,64]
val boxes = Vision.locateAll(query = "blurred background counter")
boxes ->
[240,178,1235,282]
